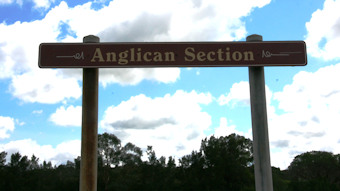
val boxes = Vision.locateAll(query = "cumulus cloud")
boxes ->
[101,90,213,158]
[0,116,15,139]
[216,64,340,169]
[32,0,55,9]
[213,117,251,138]
[99,68,180,87]
[217,80,274,114]
[0,0,271,103]
[97,0,271,42]
[0,139,80,165]
[305,0,340,60]
[269,63,340,169]
[9,70,82,104]
[49,105,82,127]
[274,63,340,113]
[218,81,251,107]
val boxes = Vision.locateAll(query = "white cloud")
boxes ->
[213,117,251,139]
[305,0,340,60]
[274,63,340,113]
[101,90,213,158]
[99,68,180,87]
[217,81,274,114]
[32,109,43,114]
[1,0,271,103]
[32,0,54,9]
[215,65,340,169]
[0,6,78,104]
[49,105,82,127]
[15,119,25,126]
[269,63,340,169]
[0,116,15,139]
[9,70,82,104]
[97,0,271,42]
[218,81,251,107]
[0,139,80,165]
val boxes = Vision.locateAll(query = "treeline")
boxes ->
[0,133,340,191]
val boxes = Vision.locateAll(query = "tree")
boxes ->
[167,156,176,168]
[288,151,340,190]
[201,134,253,168]
[28,154,40,170]
[121,142,143,166]
[98,133,122,191]
[179,150,206,190]
[336,154,340,163]
[55,160,79,190]
[199,134,254,190]
[97,133,144,190]
[272,167,289,191]
[0,151,6,167]
[9,152,21,168]
[74,156,81,172]
[0,134,257,190]
[0,151,7,189]
[98,133,121,167]
[289,151,339,181]
[177,134,254,190]
[6,152,31,190]
[42,160,53,169]
[9,152,29,172]
[146,145,157,165]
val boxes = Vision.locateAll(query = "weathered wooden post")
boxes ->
[79,35,99,191]
[247,34,273,191]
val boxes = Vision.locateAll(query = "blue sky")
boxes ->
[1,0,340,169]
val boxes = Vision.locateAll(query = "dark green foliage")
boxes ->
[1,134,339,190]
[287,151,340,190]
[0,151,6,167]
[272,167,290,191]
[0,151,79,191]
[98,132,122,167]
[177,134,254,190]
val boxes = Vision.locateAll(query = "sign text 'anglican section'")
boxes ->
[39,42,307,68]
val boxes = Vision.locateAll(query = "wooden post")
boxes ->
[247,34,273,191]
[80,35,99,191]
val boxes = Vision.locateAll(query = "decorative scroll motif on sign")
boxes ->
[56,52,84,60]
[262,50,302,58]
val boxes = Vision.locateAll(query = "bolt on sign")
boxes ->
[39,41,307,68]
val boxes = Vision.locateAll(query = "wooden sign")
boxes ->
[39,41,307,68]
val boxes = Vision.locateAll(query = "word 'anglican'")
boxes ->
[90,47,255,65]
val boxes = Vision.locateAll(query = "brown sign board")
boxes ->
[39,41,307,68]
